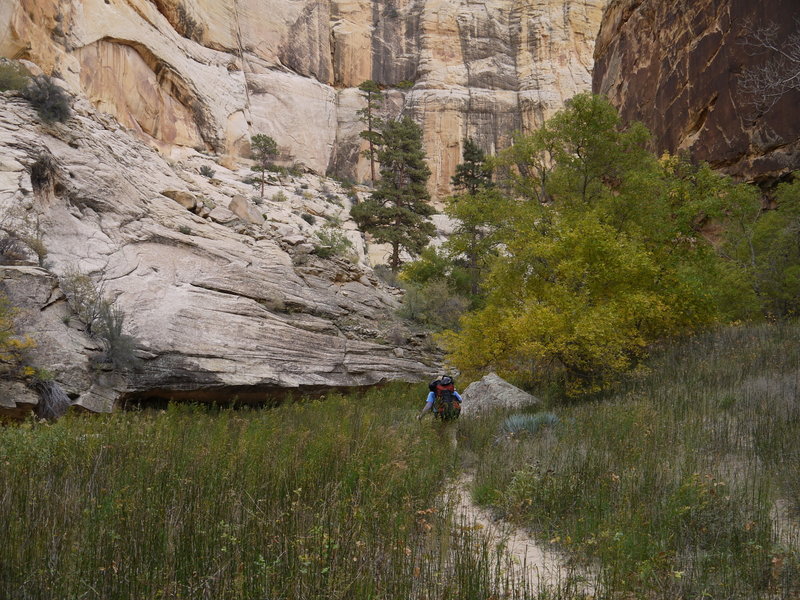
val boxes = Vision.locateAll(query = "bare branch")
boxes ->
[738,18,800,113]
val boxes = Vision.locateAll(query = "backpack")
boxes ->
[431,377,461,421]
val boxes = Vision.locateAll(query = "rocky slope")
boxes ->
[0,90,437,414]
[1,0,608,196]
[593,0,800,184]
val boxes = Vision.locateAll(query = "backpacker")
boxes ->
[430,377,460,421]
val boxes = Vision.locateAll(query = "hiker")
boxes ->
[417,375,462,421]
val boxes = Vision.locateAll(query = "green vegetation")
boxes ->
[59,268,139,370]
[2,324,799,598]
[0,388,526,600]
[250,134,278,198]
[313,225,354,259]
[459,321,800,598]
[21,74,71,123]
[0,60,31,92]
[357,80,384,184]
[351,116,435,272]
[0,292,36,380]
[432,93,782,394]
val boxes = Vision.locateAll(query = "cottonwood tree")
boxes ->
[250,134,278,197]
[440,94,757,395]
[739,19,800,113]
[357,80,384,184]
[351,116,435,272]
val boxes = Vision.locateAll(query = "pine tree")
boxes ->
[451,138,493,195]
[447,138,495,295]
[357,80,384,184]
[250,134,278,197]
[351,116,435,272]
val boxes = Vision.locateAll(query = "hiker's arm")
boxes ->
[417,392,435,419]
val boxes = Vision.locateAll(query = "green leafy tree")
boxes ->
[723,174,800,317]
[351,116,435,272]
[357,80,384,184]
[250,134,278,197]
[440,94,756,394]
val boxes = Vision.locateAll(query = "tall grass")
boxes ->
[464,322,800,598]
[0,385,528,599]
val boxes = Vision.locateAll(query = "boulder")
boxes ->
[161,189,197,210]
[0,380,38,420]
[460,373,540,416]
[228,194,264,225]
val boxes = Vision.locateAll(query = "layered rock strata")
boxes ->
[593,0,800,183]
[1,0,608,196]
[0,92,435,413]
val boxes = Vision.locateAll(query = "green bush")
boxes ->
[199,165,215,178]
[0,61,30,91]
[313,225,353,258]
[21,75,71,123]
[397,279,469,330]
[59,268,138,370]
[300,212,316,225]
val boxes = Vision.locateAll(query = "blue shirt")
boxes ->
[425,391,463,405]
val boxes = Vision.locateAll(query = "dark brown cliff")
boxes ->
[593,0,800,184]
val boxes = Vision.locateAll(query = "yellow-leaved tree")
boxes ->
[439,94,757,394]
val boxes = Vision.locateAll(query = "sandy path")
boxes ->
[449,474,596,597]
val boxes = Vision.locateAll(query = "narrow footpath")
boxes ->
[450,473,597,598]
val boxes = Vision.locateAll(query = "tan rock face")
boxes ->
[1,0,608,195]
[593,0,800,183]
[0,95,437,411]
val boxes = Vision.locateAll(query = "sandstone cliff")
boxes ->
[593,0,800,184]
[0,90,437,414]
[1,0,608,196]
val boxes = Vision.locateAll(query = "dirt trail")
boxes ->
[449,474,596,597]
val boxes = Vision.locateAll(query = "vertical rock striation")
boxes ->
[1,0,608,195]
[593,0,800,184]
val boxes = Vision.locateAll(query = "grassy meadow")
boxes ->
[461,322,800,598]
[2,323,800,599]
[0,387,522,600]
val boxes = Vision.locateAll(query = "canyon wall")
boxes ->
[593,0,800,184]
[1,0,608,196]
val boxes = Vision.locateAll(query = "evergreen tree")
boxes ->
[357,80,384,184]
[250,134,278,197]
[447,138,495,295]
[451,138,493,194]
[351,116,435,272]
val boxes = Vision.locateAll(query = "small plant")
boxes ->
[313,225,353,258]
[272,191,288,202]
[396,80,415,90]
[301,213,316,225]
[59,268,139,370]
[499,412,559,437]
[199,165,215,178]
[21,75,71,123]
[0,61,30,91]
[178,225,192,235]
[324,214,343,227]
